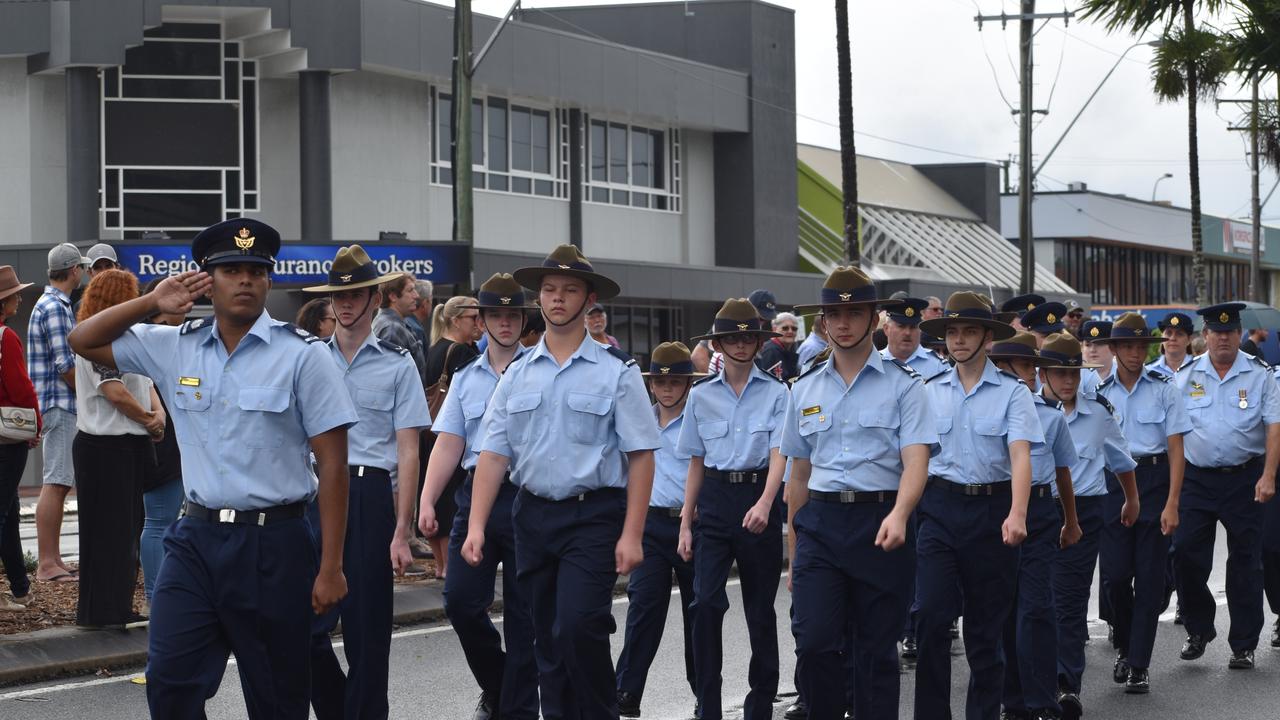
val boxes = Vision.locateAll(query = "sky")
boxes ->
[471,0,1275,222]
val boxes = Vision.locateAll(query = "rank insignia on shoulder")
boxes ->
[179,317,209,335]
[802,405,821,416]
[282,323,323,343]
[605,345,638,367]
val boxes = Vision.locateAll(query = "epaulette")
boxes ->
[1091,393,1115,415]
[179,317,210,335]
[282,323,324,344]
[1250,354,1272,370]
[1039,395,1062,410]
[1175,359,1196,374]
[794,359,827,383]
[761,369,786,384]
[923,367,952,384]
[812,347,832,365]
[889,358,922,380]
[692,372,718,387]
[376,337,411,357]
[605,345,637,367]
[454,353,481,372]
[1097,374,1116,391]
[997,368,1026,385]
[1145,369,1170,383]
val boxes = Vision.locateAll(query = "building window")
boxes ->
[583,116,680,212]
[99,22,259,239]
[429,88,568,200]
[599,302,684,367]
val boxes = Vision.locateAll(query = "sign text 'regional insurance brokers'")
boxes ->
[115,243,469,285]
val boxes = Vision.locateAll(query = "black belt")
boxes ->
[1133,453,1168,468]
[182,500,306,526]
[705,467,768,484]
[929,476,1011,496]
[1189,457,1262,475]
[649,505,683,518]
[518,486,623,503]
[350,464,391,479]
[809,489,897,504]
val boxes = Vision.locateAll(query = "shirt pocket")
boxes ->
[1184,394,1212,427]
[171,387,212,443]
[506,391,542,447]
[354,386,394,439]
[935,415,954,436]
[853,406,899,461]
[237,386,291,449]
[973,415,1008,464]
[566,391,614,444]
[1134,404,1166,431]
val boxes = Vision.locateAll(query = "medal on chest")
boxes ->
[1239,389,1249,410]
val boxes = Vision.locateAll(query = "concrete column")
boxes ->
[299,70,332,241]
[65,67,100,244]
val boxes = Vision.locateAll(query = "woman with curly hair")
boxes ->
[74,269,162,627]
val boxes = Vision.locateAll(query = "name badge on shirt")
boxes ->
[179,377,201,387]
[802,405,822,417]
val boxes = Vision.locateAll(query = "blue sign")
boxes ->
[115,243,470,285]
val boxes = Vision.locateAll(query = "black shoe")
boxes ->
[949,619,961,639]
[1173,606,1184,625]
[1112,652,1129,684]
[693,700,702,720]
[844,710,855,720]
[783,700,809,720]
[1125,667,1150,694]
[617,690,641,718]
[901,636,918,660]
[1271,618,1280,648]
[472,692,497,720]
[1180,633,1213,660]
[1228,650,1255,669]
[1057,692,1082,720]
[999,710,1030,720]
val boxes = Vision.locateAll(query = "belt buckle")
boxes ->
[729,471,743,483]
[357,465,366,478]
[840,490,856,503]
[876,491,886,503]
[218,508,236,523]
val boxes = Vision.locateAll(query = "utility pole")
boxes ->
[975,4,1073,294]
[835,0,859,267]
[1220,84,1276,302]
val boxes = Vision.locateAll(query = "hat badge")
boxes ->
[339,274,352,283]
[1220,312,1230,323]
[659,366,670,374]
[500,296,511,305]
[839,292,852,301]
[1090,327,1100,338]
[235,227,255,250]
[1027,303,1035,311]
[1046,313,1057,324]
[737,323,749,331]
[905,307,915,317]
[1170,316,1180,326]
[558,264,571,270]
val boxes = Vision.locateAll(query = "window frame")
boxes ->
[582,114,681,214]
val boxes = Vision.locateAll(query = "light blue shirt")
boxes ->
[1174,351,1280,467]
[882,344,949,382]
[781,353,937,492]
[112,312,359,510]
[797,333,827,369]
[325,333,431,472]
[478,334,659,500]
[1031,396,1077,486]
[1145,354,1192,379]
[677,364,788,470]
[925,361,1044,485]
[434,347,526,471]
[652,408,691,508]
[1098,371,1191,458]
[1060,393,1137,497]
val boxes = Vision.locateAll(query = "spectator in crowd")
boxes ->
[520,309,545,348]
[406,280,434,351]
[756,311,801,380]
[27,242,86,584]
[74,269,161,627]
[72,244,120,316]
[372,272,427,382]
[796,315,827,369]
[1064,300,1085,336]
[585,303,621,349]
[138,278,186,614]
[1241,326,1268,358]
[295,298,337,339]
[1190,335,1207,357]
[923,296,944,320]
[424,296,482,579]
[0,265,38,611]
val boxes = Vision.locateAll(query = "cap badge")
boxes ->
[905,307,915,317]
[1220,312,1230,323]
[235,227,255,250]
[1170,316,1180,326]
[737,323,749,331]
[949,312,959,318]
[659,366,670,374]
[558,264,571,270]
[1046,313,1057,324]
[839,292,852,301]
[1027,302,1035,311]
[339,274,352,283]
[500,296,511,305]
[1090,327,1100,338]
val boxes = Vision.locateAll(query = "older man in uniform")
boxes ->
[300,246,432,719]
[880,297,948,381]
[1021,302,1068,348]
[1172,302,1280,669]
[461,245,659,720]
[913,292,1042,720]
[68,219,359,719]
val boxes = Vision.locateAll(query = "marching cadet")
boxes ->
[1020,302,1068,347]
[1036,333,1139,720]
[419,273,537,720]
[299,246,432,719]
[1079,320,1115,396]
[912,291,1042,720]
[988,332,1080,720]
[68,219,359,718]
[783,267,935,720]
[1172,303,1279,670]
[1094,313,1189,693]
[1000,293,1047,331]
[461,245,660,719]
[880,297,949,380]
[1147,312,1196,378]
[615,342,705,719]
[676,298,789,720]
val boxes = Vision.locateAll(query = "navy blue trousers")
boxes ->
[616,511,697,704]
[793,619,857,711]
[307,474,395,720]
[792,499,912,720]
[1001,492,1060,714]
[1052,495,1104,695]
[1097,470,1116,626]
[446,480,538,719]
[1100,462,1171,669]
[1264,486,1280,614]
[692,478,783,720]
[1175,461,1266,652]
[513,487,626,720]
[914,485,1019,720]
[146,514,317,719]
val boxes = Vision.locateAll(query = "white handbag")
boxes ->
[0,326,38,443]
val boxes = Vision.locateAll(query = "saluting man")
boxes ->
[1172,303,1280,670]
[912,292,1043,720]
[461,245,660,719]
[880,297,949,381]
[677,298,789,720]
[68,219,359,719]
[1037,333,1139,720]
[1094,312,1189,694]
[298,246,432,719]
[420,273,537,720]
[784,267,935,720]
[615,342,705,719]
[988,332,1081,720]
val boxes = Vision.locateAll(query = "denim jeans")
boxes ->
[140,477,183,601]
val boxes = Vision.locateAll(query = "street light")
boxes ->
[1151,172,1173,201]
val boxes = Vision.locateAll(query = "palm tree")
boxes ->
[1080,0,1229,305]
[836,0,860,266]
[1229,0,1280,169]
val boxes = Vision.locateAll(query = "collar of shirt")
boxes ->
[828,346,886,387]
[1065,394,1093,420]
[707,359,778,391]
[935,357,1003,395]
[528,332,606,369]
[326,330,387,368]
[1190,349,1254,383]
[42,285,71,306]
[653,404,686,431]
[475,344,525,379]
[202,310,274,349]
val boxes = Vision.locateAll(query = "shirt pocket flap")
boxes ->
[798,413,832,436]
[507,391,543,414]
[935,415,954,434]
[974,416,1005,437]
[698,419,730,440]
[1135,405,1166,424]
[567,391,614,416]
[172,389,211,412]
[238,386,291,413]
[356,387,394,411]
[858,407,899,429]
[1186,394,1212,409]
[462,399,488,420]
[1076,443,1100,459]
